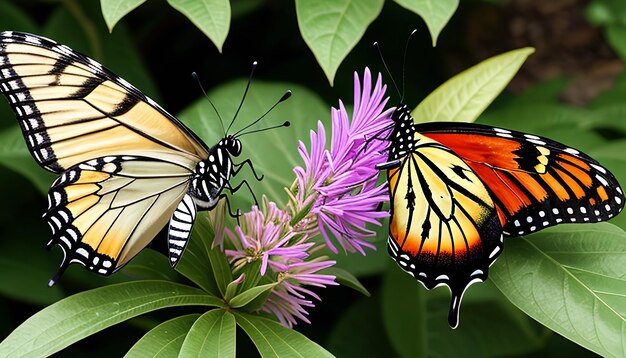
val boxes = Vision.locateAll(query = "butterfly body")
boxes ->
[378,104,624,328]
[189,136,241,210]
[0,31,264,284]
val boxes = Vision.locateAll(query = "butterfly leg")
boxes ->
[376,159,401,170]
[227,179,259,207]
[218,193,242,225]
[232,159,263,181]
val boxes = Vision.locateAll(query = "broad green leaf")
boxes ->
[326,296,395,357]
[167,0,230,52]
[0,2,38,34]
[176,213,222,296]
[413,47,535,123]
[180,310,236,357]
[0,257,64,306]
[491,223,626,358]
[606,24,626,61]
[331,229,390,277]
[0,281,223,357]
[590,141,626,231]
[229,283,277,308]
[0,126,53,194]
[177,80,329,208]
[394,0,458,46]
[100,0,147,32]
[126,314,200,357]
[296,0,384,85]
[382,264,546,357]
[585,0,626,26]
[382,266,427,357]
[321,267,369,296]
[588,71,626,108]
[234,312,333,357]
[119,248,182,282]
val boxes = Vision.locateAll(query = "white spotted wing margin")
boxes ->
[167,193,197,267]
[44,156,192,285]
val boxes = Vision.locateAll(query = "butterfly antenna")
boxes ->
[227,61,258,134]
[373,41,401,101]
[400,29,417,104]
[234,90,291,137]
[192,72,226,136]
[236,121,290,138]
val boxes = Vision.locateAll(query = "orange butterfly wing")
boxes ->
[415,122,625,236]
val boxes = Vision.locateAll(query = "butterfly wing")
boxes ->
[385,134,503,328]
[415,122,625,236]
[45,156,192,284]
[0,31,208,172]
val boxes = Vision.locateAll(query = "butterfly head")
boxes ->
[221,135,242,157]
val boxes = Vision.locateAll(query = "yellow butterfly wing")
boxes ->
[0,32,212,282]
[0,31,208,172]
[386,133,502,328]
[45,156,191,284]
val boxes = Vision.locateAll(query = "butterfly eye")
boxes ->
[226,138,242,156]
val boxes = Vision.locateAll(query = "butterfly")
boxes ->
[377,104,625,328]
[0,31,287,285]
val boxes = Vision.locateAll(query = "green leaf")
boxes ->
[167,0,230,52]
[0,255,65,306]
[491,223,626,358]
[331,230,390,277]
[381,265,546,357]
[234,312,334,357]
[326,296,395,357]
[229,283,277,308]
[177,80,329,208]
[382,266,427,357]
[180,310,236,357]
[126,314,200,358]
[606,24,626,61]
[413,47,535,123]
[0,281,223,357]
[296,0,384,85]
[0,126,53,194]
[119,248,182,282]
[100,0,147,32]
[394,0,458,46]
[321,267,369,296]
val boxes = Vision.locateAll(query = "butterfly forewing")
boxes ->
[0,31,208,173]
[415,122,625,236]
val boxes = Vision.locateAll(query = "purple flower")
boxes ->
[290,68,393,254]
[223,198,311,275]
[215,68,393,328]
[260,259,337,328]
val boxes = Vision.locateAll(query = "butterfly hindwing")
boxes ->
[0,31,208,173]
[44,156,191,284]
[415,122,625,236]
[384,128,503,328]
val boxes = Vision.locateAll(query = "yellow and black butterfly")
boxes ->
[377,104,624,328]
[0,31,287,285]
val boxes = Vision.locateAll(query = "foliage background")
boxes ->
[0,0,625,356]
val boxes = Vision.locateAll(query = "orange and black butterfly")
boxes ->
[0,31,286,285]
[377,104,624,328]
